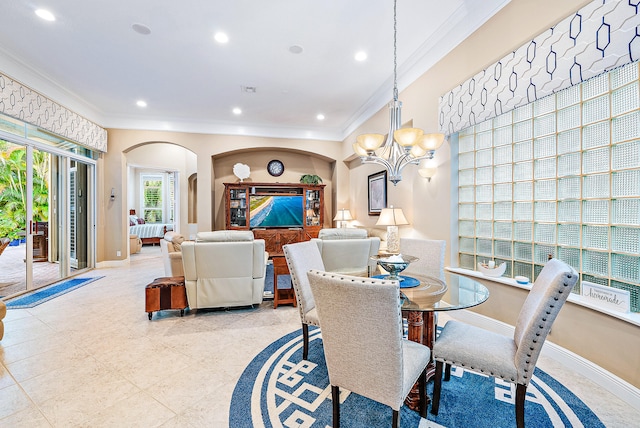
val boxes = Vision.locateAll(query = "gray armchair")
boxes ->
[308,270,431,427]
[431,258,578,428]
[282,241,325,360]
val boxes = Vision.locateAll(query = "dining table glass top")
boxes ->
[399,272,490,312]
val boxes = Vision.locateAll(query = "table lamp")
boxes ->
[333,208,353,228]
[376,206,409,254]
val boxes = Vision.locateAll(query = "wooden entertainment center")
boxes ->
[224,182,325,255]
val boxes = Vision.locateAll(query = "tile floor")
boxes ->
[0,246,638,427]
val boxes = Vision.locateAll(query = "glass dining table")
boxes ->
[399,272,490,346]
[396,271,490,410]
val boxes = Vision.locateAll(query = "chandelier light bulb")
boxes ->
[352,0,445,185]
[418,133,446,151]
[356,134,385,152]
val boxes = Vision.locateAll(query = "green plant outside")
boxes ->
[0,140,49,241]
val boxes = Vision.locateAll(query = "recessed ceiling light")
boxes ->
[289,45,304,54]
[35,9,55,22]
[232,107,242,115]
[136,100,147,108]
[355,51,367,62]
[132,23,151,35]
[214,32,229,44]
[316,114,325,121]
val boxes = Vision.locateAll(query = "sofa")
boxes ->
[311,228,380,277]
[160,232,185,277]
[181,231,268,309]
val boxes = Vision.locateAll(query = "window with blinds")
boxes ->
[141,174,164,223]
[457,61,640,312]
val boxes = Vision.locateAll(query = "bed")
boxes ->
[129,210,174,245]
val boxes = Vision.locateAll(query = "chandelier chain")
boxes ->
[393,0,398,102]
[353,0,444,185]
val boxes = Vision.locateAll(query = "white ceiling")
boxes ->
[0,0,509,141]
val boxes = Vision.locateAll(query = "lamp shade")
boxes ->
[352,142,369,157]
[333,209,353,222]
[356,134,385,152]
[376,206,409,226]
[418,133,445,151]
[393,128,424,147]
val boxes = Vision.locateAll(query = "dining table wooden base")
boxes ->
[397,272,490,414]
[404,310,437,411]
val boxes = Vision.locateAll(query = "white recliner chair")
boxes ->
[181,231,268,309]
[311,228,380,277]
[160,231,185,277]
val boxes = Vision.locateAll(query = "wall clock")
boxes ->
[267,159,284,177]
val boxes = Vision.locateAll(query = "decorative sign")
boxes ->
[581,281,630,313]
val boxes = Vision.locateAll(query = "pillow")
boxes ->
[129,219,135,226]
[129,215,138,224]
[136,218,145,224]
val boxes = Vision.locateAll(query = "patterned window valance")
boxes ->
[0,73,107,152]
[439,0,640,135]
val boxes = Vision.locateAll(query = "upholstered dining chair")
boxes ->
[282,241,326,360]
[430,258,578,428]
[399,238,446,280]
[307,270,431,428]
[311,228,380,277]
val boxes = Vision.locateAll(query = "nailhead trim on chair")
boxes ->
[433,265,576,389]
[519,276,572,385]
[435,357,516,382]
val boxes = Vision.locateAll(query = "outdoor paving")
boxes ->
[0,243,64,298]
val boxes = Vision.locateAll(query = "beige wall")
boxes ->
[126,143,198,235]
[343,0,594,265]
[95,0,640,387]
[342,0,640,388]
[100,129,342,262]
[212,150,334,230]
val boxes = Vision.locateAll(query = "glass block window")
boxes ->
[456,61,640,312]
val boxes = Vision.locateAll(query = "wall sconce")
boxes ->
[110,188,115,200]
[418,160,438,182]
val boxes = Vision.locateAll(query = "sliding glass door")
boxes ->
[0,137,95,298]
[0,141,28,297]
[31,146,64,289]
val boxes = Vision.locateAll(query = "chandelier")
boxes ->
[353,0,445,186]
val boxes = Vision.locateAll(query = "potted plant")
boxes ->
[300,174,322,185]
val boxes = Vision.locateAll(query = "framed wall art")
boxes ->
[368,170,387,216]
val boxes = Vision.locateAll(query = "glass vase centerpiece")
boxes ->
[371,253,418,281]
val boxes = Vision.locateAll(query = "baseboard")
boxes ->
[449,309,640,412]
[96,259,129,269]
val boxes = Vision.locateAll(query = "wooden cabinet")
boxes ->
[224,182,325,255]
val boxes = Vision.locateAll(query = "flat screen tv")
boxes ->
[249,195,304,228]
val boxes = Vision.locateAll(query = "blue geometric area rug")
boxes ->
[5,276,104,309]
[230,328,604,428]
